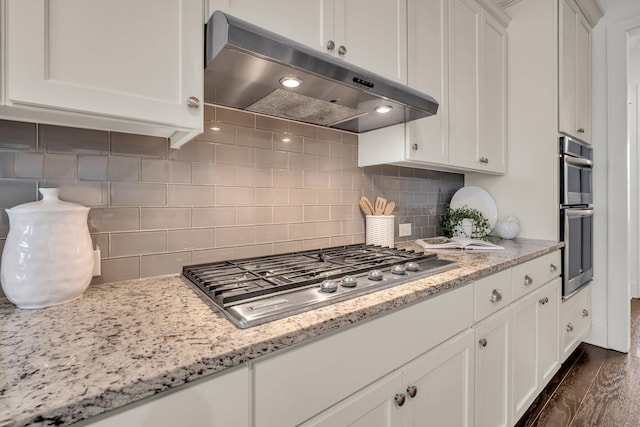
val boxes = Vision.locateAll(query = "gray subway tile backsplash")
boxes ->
[0,106,463,286]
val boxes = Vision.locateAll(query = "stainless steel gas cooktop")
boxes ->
[182,244,458,328]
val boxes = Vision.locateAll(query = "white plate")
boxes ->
[450,186,498,230]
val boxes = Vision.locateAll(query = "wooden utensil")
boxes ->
[383,201,395,215]
[374,196,387,215]
[359,196,374,215]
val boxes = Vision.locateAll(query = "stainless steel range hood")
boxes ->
[204,11,438,133]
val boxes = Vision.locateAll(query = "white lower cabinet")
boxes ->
[474,308,512,427]
[302,329,475,427]
[512,278,561,423]
[84,367,249,427]
[561,284,592,361]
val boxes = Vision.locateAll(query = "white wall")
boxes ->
[588,0,640,352]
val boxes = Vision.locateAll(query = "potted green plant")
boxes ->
[439,206,491,240]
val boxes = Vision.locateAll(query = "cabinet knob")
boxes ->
[524,274,533,286]
[338,45,347,55]
[479,338,488,347]
[479,157,489,164]
[186,96,201,109]
[394,393,406,407]
[550,263,557,272]
[411,143,418,151]
[539,296,549,305]
[566,323,574,332]
[577,128,585,133]
[490,289,503,303]
[407,385,418,398]
[326,40,335,51]
[582,309,590,317]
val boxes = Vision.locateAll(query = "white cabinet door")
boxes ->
[561,283,592,361]
[4,0,203,147]
[402,329,475,427]
[86,367,250,427]
[448,0,481,171]
[512,279,561,422]
[559,0,592,143]
[478,10,507,173]
[575,12,592,143]
[300,372,403,427]
[206,0,332,53]
[474,308,512,427]
[537,278,561,385]
[406,0,448,165]
[334,0,407,83]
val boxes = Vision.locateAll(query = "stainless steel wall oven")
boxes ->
[559,135,593,298]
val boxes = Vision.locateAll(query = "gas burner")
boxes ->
[183,244,458,328]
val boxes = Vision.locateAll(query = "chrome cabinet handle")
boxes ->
[524,275,533,286]
[479,157,489,164]
[479,338,488,347]
[539,297,549,305]
[550,263,557,272]
[186,96,201,109]
[577,128,585,133]
[566,323,574,332]
[411,143,418,151]
[327,40,335,50]
[338,45,347,55]
[407,385,417,399]
[582,309,590,317]
[395,393,406,407]
[490,289,503,303]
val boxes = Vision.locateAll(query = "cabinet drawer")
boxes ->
[253,284,474,427]
[561,284,592,361]
[474,268,512,322]
[512,251,561,300]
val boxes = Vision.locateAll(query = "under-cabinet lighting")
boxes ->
[374,105,393,114]
[280,77,302,88]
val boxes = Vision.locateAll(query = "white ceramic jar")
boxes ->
[1,188,94,309]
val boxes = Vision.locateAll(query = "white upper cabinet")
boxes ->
[448,0,507,173]
[2,0,203,148]
[206,0,333,53]
[207,0,407,83]
[559,0,592,143]
[358,0,508,175]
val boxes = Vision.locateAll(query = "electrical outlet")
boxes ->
[399,223,412,237]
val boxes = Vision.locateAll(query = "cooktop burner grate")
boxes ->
[182,244,458,328]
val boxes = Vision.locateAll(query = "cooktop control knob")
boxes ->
[319,280,339,293]
[342,276,358,288]
[391,264,406,275]
[368,270,383,281]
[405,262,420,272]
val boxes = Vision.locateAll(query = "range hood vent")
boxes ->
[204,11,438,133]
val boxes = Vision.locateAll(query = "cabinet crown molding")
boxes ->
[499,0,603,27]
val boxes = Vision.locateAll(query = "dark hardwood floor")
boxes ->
[515,299,640,427]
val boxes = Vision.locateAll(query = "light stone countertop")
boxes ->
[0,238,563,427]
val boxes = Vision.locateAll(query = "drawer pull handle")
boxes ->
[395,393,406,407]
[407,385,418,398]
[479,338,488,347]
[539,297,549,305]
[550,263,557,272]
[524,275,533,286]
[582,309,590,317]
[566,323,574,332]
[490,289,503,303]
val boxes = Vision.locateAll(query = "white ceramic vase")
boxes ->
[495,215,520,240]
[1,188,94,309]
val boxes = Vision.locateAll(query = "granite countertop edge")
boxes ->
[1,238,563,427]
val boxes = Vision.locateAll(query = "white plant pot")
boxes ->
[1,188,94,309]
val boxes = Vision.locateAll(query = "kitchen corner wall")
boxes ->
[0,106,463,285]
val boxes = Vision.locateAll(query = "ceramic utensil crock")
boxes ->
[1,188,94,309]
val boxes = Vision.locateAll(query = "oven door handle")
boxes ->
[565,208,594,217]
[564,156,593,167]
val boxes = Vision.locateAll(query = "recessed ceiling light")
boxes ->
[374,105,393,114]
[210,126,220,131]
[280,77,303,88]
